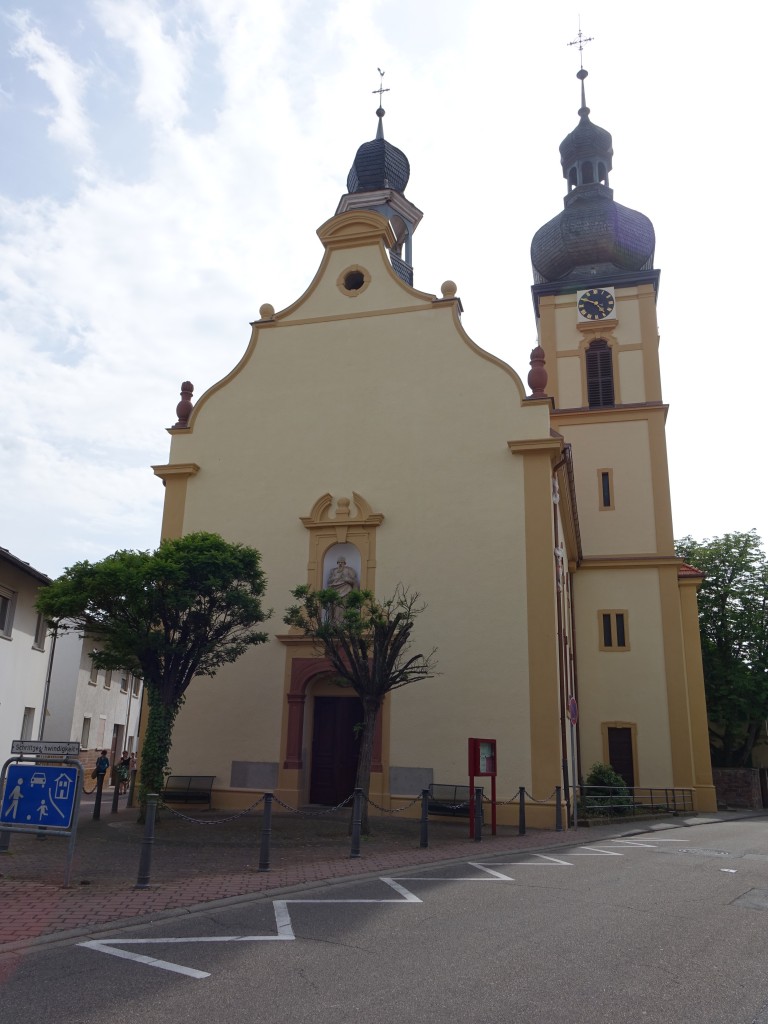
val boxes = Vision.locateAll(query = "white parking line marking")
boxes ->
[572,847,624,856]
[78,940,211,979]
[78,842,675,978]
[467,863,515,879]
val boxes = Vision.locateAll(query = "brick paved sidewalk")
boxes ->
[0,791,760,957]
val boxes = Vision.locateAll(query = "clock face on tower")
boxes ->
[577,287,615,321]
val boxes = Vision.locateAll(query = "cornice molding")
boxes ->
[152,462,200,481]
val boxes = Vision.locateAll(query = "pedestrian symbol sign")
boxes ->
[1,764,79,830]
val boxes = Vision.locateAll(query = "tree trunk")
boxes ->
[353,700,380,835]
[137,687,182,822]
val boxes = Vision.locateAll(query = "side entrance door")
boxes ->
[607,726,635,788]
[310,696,363,805]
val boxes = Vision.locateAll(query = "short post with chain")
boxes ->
[518,787,526,835]
[420,789,429,848]
[258,793,273,871]
[135,793,158,889]
[349,788,363,858]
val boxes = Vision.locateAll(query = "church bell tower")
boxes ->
[530,62,715,808]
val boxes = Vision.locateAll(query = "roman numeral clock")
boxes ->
[577,286,615,321]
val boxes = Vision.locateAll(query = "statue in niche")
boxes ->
[327,557,359,598]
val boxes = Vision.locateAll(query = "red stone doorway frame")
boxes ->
[283,656,382,773]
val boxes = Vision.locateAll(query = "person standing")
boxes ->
[95,750,110,781]
[117,751,131,794]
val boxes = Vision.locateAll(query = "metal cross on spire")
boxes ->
[372,68,390,108]
[567,18,594,69]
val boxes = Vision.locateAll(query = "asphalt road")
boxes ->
[3,819,768,1024]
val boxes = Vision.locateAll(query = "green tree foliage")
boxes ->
[37,533,270,810]
[581,762,631,817]
[675,531,768,767]
[284,585,437,832]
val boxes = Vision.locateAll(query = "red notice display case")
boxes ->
[468,738,497,836]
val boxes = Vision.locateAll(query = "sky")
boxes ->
[1,0,765,580]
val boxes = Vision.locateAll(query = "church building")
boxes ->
[152,68,716,826]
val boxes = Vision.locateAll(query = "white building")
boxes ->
[43,631,144,772]
[0,547,51,758]
[1,546,143,771]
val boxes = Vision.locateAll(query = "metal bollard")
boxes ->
[474,786,483,842]
[518,786,526,835]
[420,789,429,848]
[0,829,11,852]
[258,792,273,871]
[555,786,563,831]
[93,774,105,820]
[135,793,158,889]
[349,788,363,859]
[111,775,121,814]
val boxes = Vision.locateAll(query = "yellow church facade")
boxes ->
[152,72,716,826]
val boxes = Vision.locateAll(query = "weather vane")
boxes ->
[372,68,390,108]
[567,18,594,69]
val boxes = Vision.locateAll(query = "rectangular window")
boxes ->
[20,707,35,740]
[132,675,141,697]
[586,340,615,408]
[88,658,100,685]
[599,610,630,651]
[80,717,92,750]
[0,586,17,639]
[598,468,614,510]
[33,613,47,651]
[95,716,107,749]
[120,673,129,693]
[103,669,112,690]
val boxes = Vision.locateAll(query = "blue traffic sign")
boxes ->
[1,764,79,830]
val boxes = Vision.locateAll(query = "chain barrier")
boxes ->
[364,793,422,814]
[158,793,266,825]
[523,788,558,804]
[271,792,354,816]
[481,792,519,806]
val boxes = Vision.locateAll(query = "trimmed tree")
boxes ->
[284,584,437,832]
[676,530,768,766]
[36,532,270,812]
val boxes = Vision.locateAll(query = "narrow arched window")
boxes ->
[582,161,594,184]
[586,340,614,407]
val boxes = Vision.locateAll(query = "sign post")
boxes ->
[1,742,85,886]
[568,697,579,828]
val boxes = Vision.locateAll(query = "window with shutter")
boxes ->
[586,340,615,407]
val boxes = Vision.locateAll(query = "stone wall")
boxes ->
[712,767,764,809]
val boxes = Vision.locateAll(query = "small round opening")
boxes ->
[343,270,365,291]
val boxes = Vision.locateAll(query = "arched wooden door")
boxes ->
[309,696,363,805]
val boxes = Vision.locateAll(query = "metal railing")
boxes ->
[578,784,694,819]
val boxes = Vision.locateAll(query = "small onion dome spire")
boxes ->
[558,68,613,191]
[530,66,655,285]
[346,106,410,194]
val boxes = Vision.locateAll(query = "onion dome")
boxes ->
[531,68,655,285]
[346,107,410,194]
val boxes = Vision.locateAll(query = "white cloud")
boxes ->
[1,0,767,578]
[9,10,94,158]
[93,0,191,132]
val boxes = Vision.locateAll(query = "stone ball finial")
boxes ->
[259,303,275,320]
[174,380,194,428]
[441,280,457,298]
[527,346,548,398]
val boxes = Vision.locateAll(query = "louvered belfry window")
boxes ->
[586,340,615,407]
